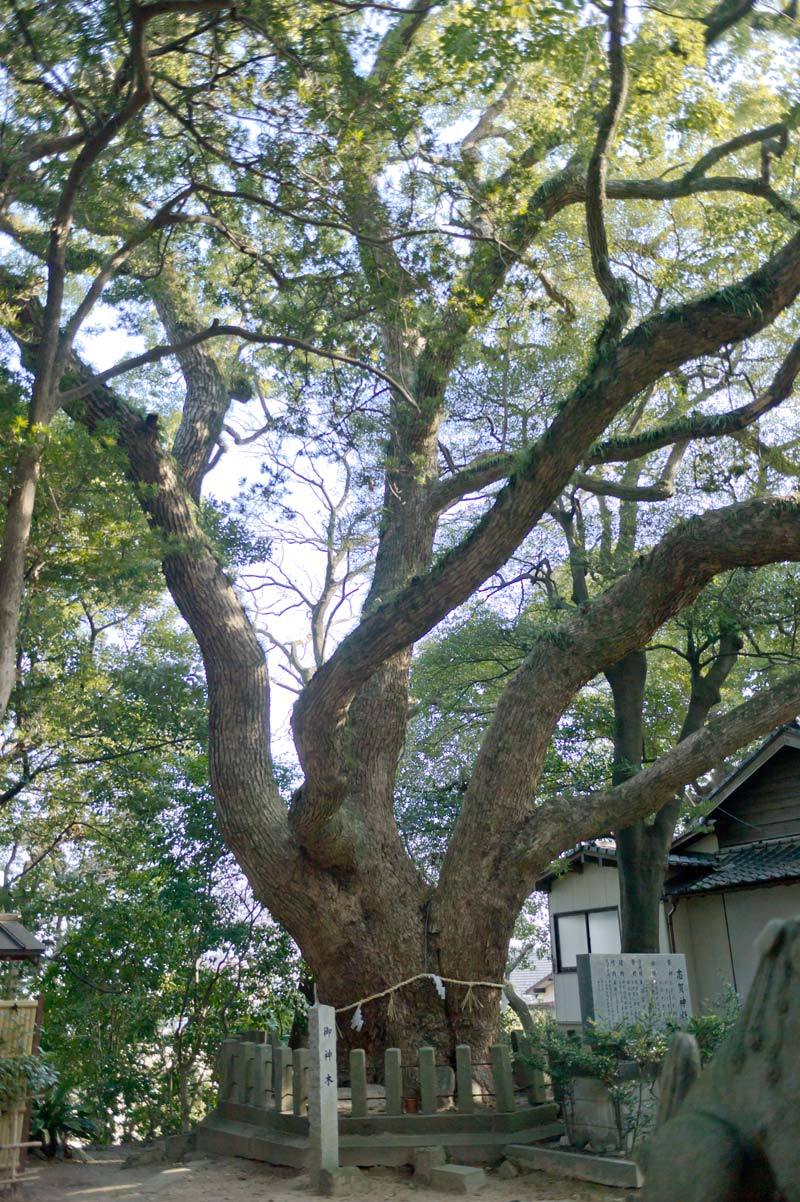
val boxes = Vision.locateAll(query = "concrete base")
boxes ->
[412,1145,446,1185]
[567,1071,658,1153]
[315,1166,363,1196]
[428,1164,487,1194]
[507,1142,644,1189]
[195,1103,563,1169]
[197,1116,307,1168]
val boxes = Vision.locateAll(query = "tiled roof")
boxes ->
[508,962,552,996]
[534,840,718,889]
[666,851,717,866]
[665,837,800,896]
[0,915,44,959]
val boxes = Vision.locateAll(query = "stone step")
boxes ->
[506,1142,644,1189]
[339,1123,564,1165]
[224,1098,561,1134]
[428,1164,487,1194]
[196,1117,307,1168]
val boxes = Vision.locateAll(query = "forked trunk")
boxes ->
[265,861,508,1074]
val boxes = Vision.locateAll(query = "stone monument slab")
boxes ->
[577,953,691,1029]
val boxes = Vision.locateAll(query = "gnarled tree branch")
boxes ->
[588,332,800,464]
[520,667,800,871]
[434,495,800,952]
[291,230,800,838]
[585,0,631,341]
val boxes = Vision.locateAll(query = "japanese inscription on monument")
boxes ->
[576,953,691,1029]
[308,1003,339,1187]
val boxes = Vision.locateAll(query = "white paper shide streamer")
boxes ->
[430,973,446,1000]
[335,970,507,1028]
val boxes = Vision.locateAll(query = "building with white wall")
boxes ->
[535,725,800,1026]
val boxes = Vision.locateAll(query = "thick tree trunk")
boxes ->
[0,441,42,723]
[605,649,658,952]
[616,825,668,953]
[273,854,509,1073]
[8,252,799,1066]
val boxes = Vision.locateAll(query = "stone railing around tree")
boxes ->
[217,1031,548,1117]
[198,1030,562,1167]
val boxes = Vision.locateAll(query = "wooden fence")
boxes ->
[217,1032,546,1120]
[0,998,40,1190]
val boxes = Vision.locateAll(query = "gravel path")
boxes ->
[25,1149,625,1202]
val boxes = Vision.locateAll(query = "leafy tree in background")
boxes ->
[26,792,303,1138]
[0,415,302,1136]
[0,0,800,1064]
[403,563,800,954]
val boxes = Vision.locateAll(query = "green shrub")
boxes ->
[669,986,740,1062]
[0,1053,57,1114]
[521,994,740,1153]
[30,1082,99,1158]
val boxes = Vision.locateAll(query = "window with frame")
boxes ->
[554,906,621,972]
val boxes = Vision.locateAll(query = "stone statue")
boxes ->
[641,916,800,1201]
[653,1030,701,1129]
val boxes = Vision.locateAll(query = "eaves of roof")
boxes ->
[664,837,800,897]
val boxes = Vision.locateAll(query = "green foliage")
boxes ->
[0,415,305,1139]
[521,1013,661,1152]
[30,806,304,1139]
[197,498,273,569]
[525,992,742,1150]
[672,987,740,1062]
[30,1082,99,1157]
[402,560,800,883]
[530,1019,622,1093]
[526,1012,668,1093]
[0,0,798,1120]
[0,1054,57,1115]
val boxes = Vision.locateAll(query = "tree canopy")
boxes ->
[1,0,800,1055]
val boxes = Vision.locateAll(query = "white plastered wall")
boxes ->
[670,881,800,1008]
[724,883,800,997]
[669,892,732,1011]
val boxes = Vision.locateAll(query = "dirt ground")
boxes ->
[25,1149,628,1202]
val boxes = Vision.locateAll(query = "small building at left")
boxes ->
[0,914,45,1195]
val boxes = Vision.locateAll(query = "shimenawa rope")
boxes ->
[334,972,507,1015]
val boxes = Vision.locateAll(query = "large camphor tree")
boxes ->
[2,0,800,1060]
